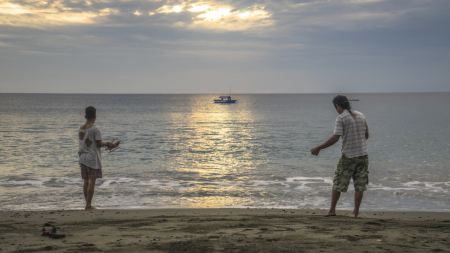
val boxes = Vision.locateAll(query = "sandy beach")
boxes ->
[1,208,449,252]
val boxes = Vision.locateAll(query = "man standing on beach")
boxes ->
[310,95,369,218]
[78,106,119,210]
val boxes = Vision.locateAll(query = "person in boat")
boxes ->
[310,95,369,218]
[78,106,120,210]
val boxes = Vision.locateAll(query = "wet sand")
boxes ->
[1,208,449,252]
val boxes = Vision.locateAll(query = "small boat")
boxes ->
[214,96,237,103]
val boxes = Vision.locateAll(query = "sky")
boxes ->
[1,0,449,94]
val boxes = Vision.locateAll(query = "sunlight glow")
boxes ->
[0,3,31,14]
[172,6,183,12]
[0,2,119,27]
[191,7,273,31]
[46,12,97,22]
[157,5,184,13]
[134,10,142,16]
[61,16,90,21]
[176,196,251,208]
[198,8,231,21]
[238,12,250,19]
[164,98,259,210]
[99,8,117,16]
[188,4,212,12]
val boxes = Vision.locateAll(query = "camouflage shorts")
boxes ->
[333,155,369,192]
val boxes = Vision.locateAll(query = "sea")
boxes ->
[1,93,449,211]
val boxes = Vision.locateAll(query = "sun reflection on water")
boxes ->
[174,196,252,208]
[162,96,257,198]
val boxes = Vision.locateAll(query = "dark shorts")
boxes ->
[80,164,102,180]
[333,155,369,192]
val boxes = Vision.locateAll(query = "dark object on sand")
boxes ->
[49,232,66,239]
[42,223,65,239]
[42,223,56,236]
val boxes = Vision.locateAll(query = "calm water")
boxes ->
[1,93,449,211]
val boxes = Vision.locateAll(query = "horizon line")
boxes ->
[1,91,449,95]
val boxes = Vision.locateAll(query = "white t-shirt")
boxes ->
[333,110,369,158]
[78,126,103,169]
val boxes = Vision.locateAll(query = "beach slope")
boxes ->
[1,208,449,252]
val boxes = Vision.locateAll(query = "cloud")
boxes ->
[156,4,184,13]
[146,1,275,31]
[266,0,426,32]
[344,0,387,3]
[1,0,450,93]
[0,0,274,31]
[188,4,212,12]
[0,2,31,14]
[0,0,119,26]
[0,0,445,53]
[0,41,13,46]
[0,0,431,34]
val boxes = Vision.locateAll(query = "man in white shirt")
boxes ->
[311,95,369,218]
[79,106,120,210]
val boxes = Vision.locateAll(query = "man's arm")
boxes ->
[95,140,119,149]
[94,128,119,150]
[310,135,341,156]
[95,140,112,148]
[364,118,369,140]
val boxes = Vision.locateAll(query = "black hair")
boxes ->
[85,106,96,120]
[332,95,353,115]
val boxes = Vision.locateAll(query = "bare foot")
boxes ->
[352,210,359,218]
[324,211,336,217]
[85,206,98,211]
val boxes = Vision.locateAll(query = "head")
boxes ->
[332,95,352,115]
[85,106,96,121]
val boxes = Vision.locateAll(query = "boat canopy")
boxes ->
[219,96,231,98]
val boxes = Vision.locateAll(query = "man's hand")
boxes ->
[310,135,340,156]
[106,141,120,150]
[106,142,114,150]
[311,147,321,156]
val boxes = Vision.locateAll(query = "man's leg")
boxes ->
[85,179,98,210]
[326,155,352,216]
[83,179,89,202]
[353,191,363,218]
[353,155,369,218]
[325,189,341,216]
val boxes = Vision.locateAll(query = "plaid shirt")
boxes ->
[333,110,369,158]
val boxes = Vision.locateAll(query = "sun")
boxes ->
[198,8,231,21]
